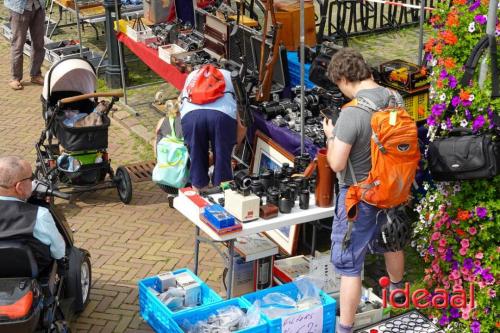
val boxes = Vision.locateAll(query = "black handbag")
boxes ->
[428,129,500,181]
[428,34,500,181]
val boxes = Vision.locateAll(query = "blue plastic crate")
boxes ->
[138,268,223,331]
[287,51,315,89]
[172,297,269,333]
[242,282,336,333]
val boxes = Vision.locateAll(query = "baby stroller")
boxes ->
[35,58,133,204]
[0,181,91,332]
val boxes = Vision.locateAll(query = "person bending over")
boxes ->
[179,65,246,192]
[0,156,65,274]
[322,48,405,333]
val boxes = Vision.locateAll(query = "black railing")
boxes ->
[316,0,436,45]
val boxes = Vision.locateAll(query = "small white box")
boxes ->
[182,282,201,307]
[155,271,177,292]
[175,272,197,288]
[126,24,154,43]
[224,189,260,222]
[158,44,187,64]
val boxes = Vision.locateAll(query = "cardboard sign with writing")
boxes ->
[282,306,323,333]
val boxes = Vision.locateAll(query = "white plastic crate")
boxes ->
[158,44,187,64]
[333,287,389,330]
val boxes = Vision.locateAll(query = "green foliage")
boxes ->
[414,1,500,332]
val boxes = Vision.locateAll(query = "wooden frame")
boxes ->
[250,131,299,255]
[250,130,294,176]
[265,224,300,256]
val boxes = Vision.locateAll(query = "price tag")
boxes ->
[389,110,397,126]
[282,306,323,333]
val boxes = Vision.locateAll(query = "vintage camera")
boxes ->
[177,33,204,52]
[231,170,252,196]
[259,99,298,120]
[151,22,180,45]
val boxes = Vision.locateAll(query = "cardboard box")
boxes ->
[380,59,429,93]
[158,44,187,64]
[126,24,154,43]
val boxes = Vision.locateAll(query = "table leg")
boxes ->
[311,220,318,257]
[226,240,235,299]
[193,226,200,275]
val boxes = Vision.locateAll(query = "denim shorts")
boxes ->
[330,187,387,277]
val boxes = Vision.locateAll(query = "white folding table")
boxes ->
[173,194,335,298]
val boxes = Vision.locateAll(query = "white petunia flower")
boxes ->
[431,58,437,66]
[468,22,475,33]
[469,94,474,101]
[441,122,447,130]
[439,93,446,101]
[460,119,468,127]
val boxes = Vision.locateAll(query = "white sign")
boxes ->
[282,306,324,333]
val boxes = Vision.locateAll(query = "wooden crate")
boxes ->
[275,0,316,50]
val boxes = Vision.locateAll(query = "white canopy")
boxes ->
[42,58,96,100]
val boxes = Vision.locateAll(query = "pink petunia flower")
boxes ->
[450,269,460,280]
[475,252,483,259]
[439,238,447,247]
[468,227,477,235]
[459,247,468,256]
[489,289,496,298]
[461,239,470,248]
[431,232,441,241]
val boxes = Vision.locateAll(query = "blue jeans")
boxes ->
[330,187,387,277]
[181,110,236,188]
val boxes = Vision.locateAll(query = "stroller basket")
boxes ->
[62,161,110,185]
[56,114,110,151]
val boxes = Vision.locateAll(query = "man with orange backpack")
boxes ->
[180,64,247,191]
[322,48,419,333]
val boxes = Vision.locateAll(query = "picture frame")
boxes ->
[265,224,300,256]
[249,131,299,255]
[250,131,295,176]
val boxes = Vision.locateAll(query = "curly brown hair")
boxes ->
[327,48,372,84]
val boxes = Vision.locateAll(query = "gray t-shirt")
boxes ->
[332,87,402,186]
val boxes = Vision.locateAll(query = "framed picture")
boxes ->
[249,131,298,254]
[250,131,294,176]
[265,225,300,256]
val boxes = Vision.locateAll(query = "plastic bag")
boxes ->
[184,305,255,333]
[256,278,323,319]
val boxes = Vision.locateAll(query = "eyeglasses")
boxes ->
[0,173,35,189]
[18,173,35,183]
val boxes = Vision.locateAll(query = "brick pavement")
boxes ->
[0,37,225,332]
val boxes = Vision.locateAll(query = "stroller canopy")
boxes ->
[42,58,96,101]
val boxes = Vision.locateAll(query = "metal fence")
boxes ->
[316,0,436,44]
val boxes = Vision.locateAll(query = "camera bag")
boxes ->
[428,35,500,181]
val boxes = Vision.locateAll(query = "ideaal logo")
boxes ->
[379,276,475,309]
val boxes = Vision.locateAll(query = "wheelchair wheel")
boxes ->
[52,320,71,333]
[80,254,91,309]
[116,166,133,204]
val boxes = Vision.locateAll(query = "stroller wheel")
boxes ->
[116,166,133,204]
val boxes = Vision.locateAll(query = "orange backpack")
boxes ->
[184,65,228,105]
[344,91,420,221]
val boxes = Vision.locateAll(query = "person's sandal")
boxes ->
[9,80,23,90]
[30,76,44,85]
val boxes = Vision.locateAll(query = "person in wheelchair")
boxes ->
[0,155,66,274]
